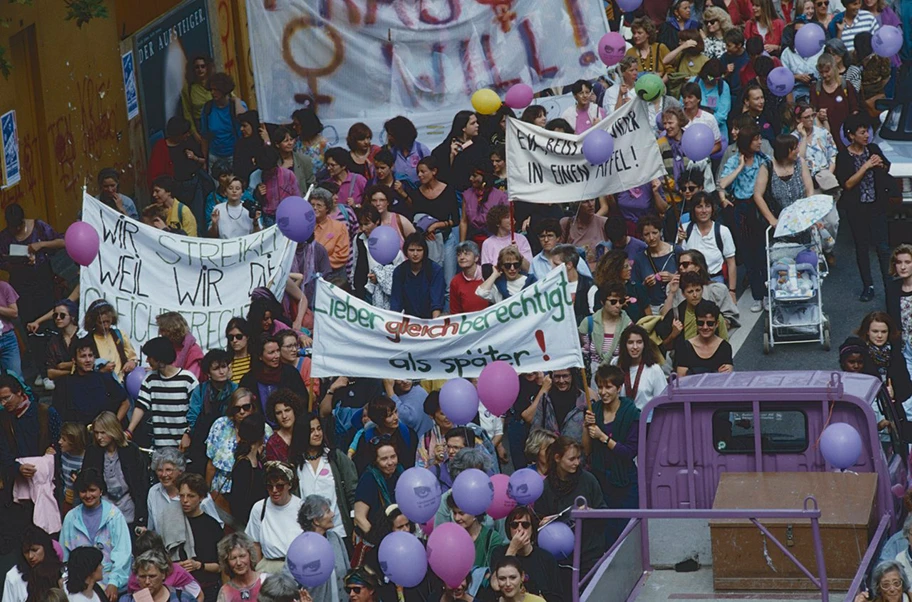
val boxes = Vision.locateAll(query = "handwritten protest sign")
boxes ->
[506,98,665,204]
[79,193,296,351]
[311,266,583,379]
[246,0,608,130]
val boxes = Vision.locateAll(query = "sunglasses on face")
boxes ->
[697,319,717,327]
[816,0,828,5]
[502,262,521,270]
[266,482,289,491]
[707,19,719,24]
[683,185,700,192]
[53,312,69,320]
[679,261,693,269]
[510,520,532,529]
[605,298,623,306]
[346,586,363,594]
[228,403,253,415]
[227,333,246,341]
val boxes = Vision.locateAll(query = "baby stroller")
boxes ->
[763,195,833,354]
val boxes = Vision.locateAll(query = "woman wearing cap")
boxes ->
[298,495,349,602]
[343,567,383,602]
[245,461,304,574]
[82,299,138,382]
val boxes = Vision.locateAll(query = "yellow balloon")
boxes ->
[471,89,502,115]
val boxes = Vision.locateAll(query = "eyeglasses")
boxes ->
[679,261,693,269]
[228,403,254,415]
[605,298,622,306]
[53,312,69,320]
[502,262,521,270]
[683,185,700,192]
[227,333,246,341]
[706,18,719,24]
[816,0,828,5]
[882,580,904,590]
[510,520,532,529]
[370,433,393,446]
[281,343,298,350]
[345,586,364,594]
[697,320,717,327]
[266,482,289,491]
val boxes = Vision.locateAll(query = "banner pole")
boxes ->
[580,363,593,412]
[509,200,516,243]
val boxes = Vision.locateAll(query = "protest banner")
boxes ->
[311,266,583,379]
[246,0,608,131]
[79,193,296,351]
[506,97,666,204]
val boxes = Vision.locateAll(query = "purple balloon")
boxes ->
[452,468,494,516]
[507,468,544,505]
[427,523,475,588]
[539,521,575,559]
[598,32,626,67]
[873,25,903,58]
[681,123,714,162]
[368,225,401,265]
[582,130,614,165]
[379,532,428,587]
[820,422,862,469]
[125,366,147,400]
[287,532,334,588]
[767,66,795,97]
[395,467,441,524]
[439,378,479,425]
[277,196,316,243]
[65,222,100,267]
[617,0,642,11]
[477,361,519,416]
[504,83,534,109]
[794,23,826,58]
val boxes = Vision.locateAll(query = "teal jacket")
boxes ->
[60,499,132,589]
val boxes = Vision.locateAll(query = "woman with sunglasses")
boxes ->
[675,300,734,375]
[225,318,252,384]
[353,439,403,566]
[663,249,740,328]
[476,246,537,304]
[205,388,273,512]
[592,250,651,323]
[298,495,350,602]
[813,0,834,26]
[239,335,308,420]
[292,410,358,543]
[701,7,733,60]
[43,299,78,383]
[489,506,564,602]
[245,461,303,574]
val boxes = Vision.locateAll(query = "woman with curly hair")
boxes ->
[592,250,651,323]
[83,299,138,382]
[156,312,204,379]
[701,6,733,59]
[216,532,267,600]
[626,17,671,81]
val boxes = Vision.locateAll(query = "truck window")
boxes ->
[712,408,808,454]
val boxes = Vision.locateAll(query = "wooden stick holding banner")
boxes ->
[509,200,516,243]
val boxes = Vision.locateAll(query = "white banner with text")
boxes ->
[79,193,297,351]
[311,266,583,379]
[506,97,666,204]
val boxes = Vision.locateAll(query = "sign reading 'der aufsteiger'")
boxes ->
[311,266,583,379]
[506,97,665,204]
[79,193,296,351]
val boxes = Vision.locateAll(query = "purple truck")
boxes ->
[571,371,910,602]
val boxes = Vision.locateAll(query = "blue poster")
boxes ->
[1,110,20,188]
[122,51,139,120]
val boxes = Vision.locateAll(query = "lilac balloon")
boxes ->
[616,0,642,11]
[681,123,714,162]
[794,23,826,58]
[582,130,614,165]
[427,523,475,588]
[507,468,544,505]
[452,468,494,516]
[598,32,626,67]
[368,225,401,265]
[286,532,334,588]
[504,83,534,109]
[439,378,479,425]
[379,532,428,587]
[873,25,903,58]
[539,521,575,559]
[125,366,147,400]
[395,467,441,524]
[767,66,795,97]
[820,422,862,469]
[65,222,100,266]
[277,196,316,243]
[477,361,520,416]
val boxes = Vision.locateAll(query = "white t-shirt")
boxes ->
[67,592,103,602]
[685,111,722,144]
[297,456,346,538]
[610,359,669,412]
[602,84,632,114]
[681,221,735,276]
[246,495,305,560]
[2,567,26,602]
[213,201,257,239]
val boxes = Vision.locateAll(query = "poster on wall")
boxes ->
[0,110,20,188]
[246,0,609,138]
[122,51,140,120]
[133,0,212,154]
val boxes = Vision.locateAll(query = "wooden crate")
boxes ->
[709,472,877,591]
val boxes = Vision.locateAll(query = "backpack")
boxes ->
[685,220,724,252]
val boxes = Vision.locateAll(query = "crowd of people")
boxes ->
[0,0,912,600]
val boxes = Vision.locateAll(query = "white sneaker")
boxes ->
[42,378,55,391]
[34,375,43,387]
[750,300,763,313]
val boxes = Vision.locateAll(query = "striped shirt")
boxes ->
[137,369,199,448]
[230,355,251,384]
[837,10,879,53]
[61,452,84,504]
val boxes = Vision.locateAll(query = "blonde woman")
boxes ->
[701,6,733,60]
[523,428,557,475]
[156,312,204,379]
[83,299,138,382]
[83,411,150,532]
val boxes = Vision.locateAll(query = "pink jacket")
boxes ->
[14,455,60,533]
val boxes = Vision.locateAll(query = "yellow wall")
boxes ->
[0,0,133,230]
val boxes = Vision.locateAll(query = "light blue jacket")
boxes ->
[691,77,731,141]
[60,499,132,589]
